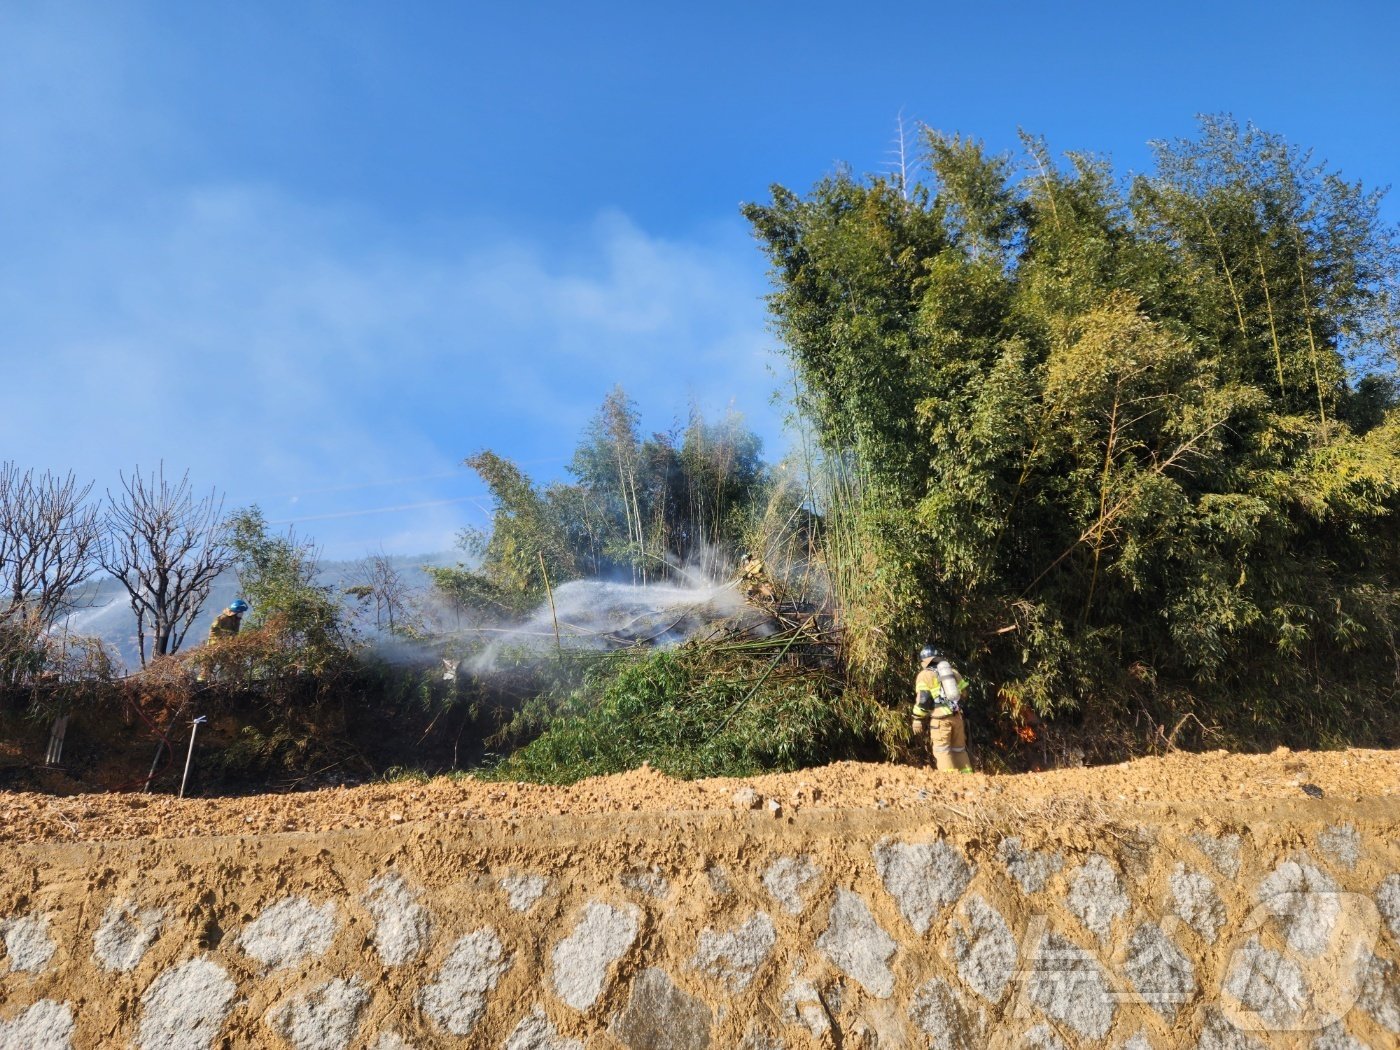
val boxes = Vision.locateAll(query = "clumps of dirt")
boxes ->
[0,747,1396,845]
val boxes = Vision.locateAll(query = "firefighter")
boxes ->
[738,553,776,602]
[207,598,249,643]
[197,599,248,682]
[911,645,973,772]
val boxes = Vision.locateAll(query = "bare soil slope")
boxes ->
[2,749,1398,1049]
[2,746,1396,844]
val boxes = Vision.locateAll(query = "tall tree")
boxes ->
[100,465,231,664]
[225,507,350,668]
[0,464,102,688]
[0,463,101,630]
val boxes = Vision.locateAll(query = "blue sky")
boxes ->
[4,1,1397,560]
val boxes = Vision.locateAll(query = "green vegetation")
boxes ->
[744,116,1399,753]
[481,648,886,784]
[430,391,776,615]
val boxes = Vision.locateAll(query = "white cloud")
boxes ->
[0,4,785,561]
[3,183,782,559]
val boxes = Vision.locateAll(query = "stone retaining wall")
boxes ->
[1,799,1397,1048]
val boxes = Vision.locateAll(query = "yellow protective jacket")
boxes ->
[912,662,968,718]
[208,609,242,643]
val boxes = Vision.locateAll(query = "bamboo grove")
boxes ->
[744,116,1400,752]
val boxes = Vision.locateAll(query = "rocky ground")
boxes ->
[3,746,1396,844]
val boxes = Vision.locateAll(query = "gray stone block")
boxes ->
[500,873,550,912]
[0,913,55,973]
[947,895,1016,1003]
[1256,857,1340,958]
[1170,863,1226,944]
[908,977,981,1050]
[501,1006,582,1050]
[619,866,670,898]
[705,865,732,896]
[1190,832,1243,879]
[237,896,338,970]
[872,838,972,935]
[1310,1023,1368,1050]
[780,966,830,1037]
[1221,936,1309,1032]
[362,873,431,966]
[136,957,237,1050]
[420,928,512,1036]
[997,836,1063,893]
[1067,854,1129,941]
[763,856,819,915]
[1355,952,1400,1034]
[1375,873,1400,942]
[93,900,164,973]
[551,901,640,1011]
[690,912,776,991]
[738,1023,785,1050]
[0,1000,74,1050]
[1196,1005,1265,1050]
[1316,825,1362,870]
[1024,932,1116,1040]
[610,968,711,1050]
[816,889,897,998]
[267,977,368,1050]
[1122,922,1196,1019]
[1022,1022,1068,1050]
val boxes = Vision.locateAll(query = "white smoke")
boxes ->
[464,577,748,673]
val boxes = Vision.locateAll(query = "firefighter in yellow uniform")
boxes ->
[208,598,249,642]
[197,598,248,682]
[912,645,973,772]
[738,553,776,602]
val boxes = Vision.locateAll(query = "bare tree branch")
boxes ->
[348,550,420,634]
[99,464,232,665]
[0,462,101,629]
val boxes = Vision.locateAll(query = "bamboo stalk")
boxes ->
[1201,210,1251,348]
[538,552,562,656]
[1255,244,1287,398]
[1291,232,1328,429]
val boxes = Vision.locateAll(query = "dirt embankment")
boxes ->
[2,746,1396,844]
[2,749,1398,1049]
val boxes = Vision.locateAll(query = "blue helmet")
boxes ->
[230,598,250,614]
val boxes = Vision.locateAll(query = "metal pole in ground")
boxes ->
[179,716,208,799]
[143,738,165,793]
